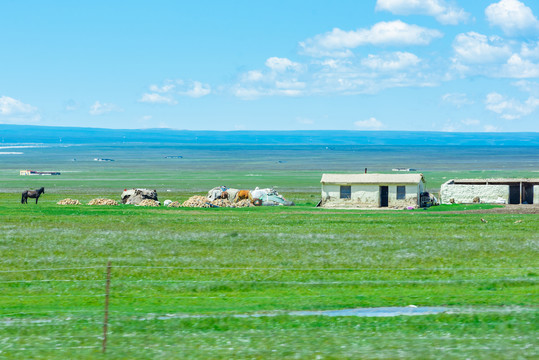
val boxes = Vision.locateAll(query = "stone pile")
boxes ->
[232,199,255,208]
[179,196,255,208]
[137,199,160,207]
[87,198,118,206]
[57,198,81,205]
[181,196,213,208]
[211,199,232,207]
[167,201,181,208]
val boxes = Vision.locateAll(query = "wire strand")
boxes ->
[0,265,537,273]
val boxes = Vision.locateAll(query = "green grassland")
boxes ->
[1,194,538,359]
[0,144,538,359]
[2,143,538,194]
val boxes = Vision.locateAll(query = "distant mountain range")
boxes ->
[1,124,538,146]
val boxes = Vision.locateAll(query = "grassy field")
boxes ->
[1,144,538,359]
[1,143,538,194]
[1,192,537,359]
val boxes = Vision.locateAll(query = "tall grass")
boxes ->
[0,195,537,358]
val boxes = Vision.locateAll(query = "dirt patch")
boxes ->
[442,205,539,214]
[302,205,539,215]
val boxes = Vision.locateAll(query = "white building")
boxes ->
[20,170,61,176]
[441,178,539,204]
[320,173,426,208]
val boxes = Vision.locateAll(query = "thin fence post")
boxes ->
[102,261,112,354]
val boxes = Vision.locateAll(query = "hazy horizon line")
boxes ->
[1,124,538,134]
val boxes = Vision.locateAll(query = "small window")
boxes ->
[397,186,406,200]
[340,186,351,199]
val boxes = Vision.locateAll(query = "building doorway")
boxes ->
[380,186,389,207]
[509,185,520,204]
[523,183,534,204]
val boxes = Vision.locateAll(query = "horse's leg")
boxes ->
[21,193,25,204]
[36,195,39,204]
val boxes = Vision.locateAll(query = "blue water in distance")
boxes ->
[1,124,538,146]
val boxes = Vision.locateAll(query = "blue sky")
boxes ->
[1,0,539,131]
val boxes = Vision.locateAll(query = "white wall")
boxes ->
[388,184,420,207]
[321,184,341,203]
[322,184,420,207]
[534,185,539,205]
[440,183,509,204]
[322,184,378,206]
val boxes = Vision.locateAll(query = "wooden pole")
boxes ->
[102,261,111,354]
[520,182,523,204]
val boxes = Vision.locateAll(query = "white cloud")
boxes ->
[282,90,304,97]
[89,101,122,115]
[485,92,539,119]
[486,0,539,36]
[265,57,301,72]
[139,93,177,104]
[233,26,442,99]
[511,79,539,95]
[242,70,264,82]
[441,118,482,132]
[275,80,306,89]
[300,20,443,57]
[0,96,37,115]
[442,93,474,107]
[149,82,176,93]
[361,52,421,71]
[452,32,511,64]
[376,0,470,25]
[140,79,210,103]
[354,117,385,130]
[0,96,40,124]
[182,81,211,98]
[320,59,346,69]
[502,54,539,78]
[234,52,437,99]
[232,86,304,99]
[314,58,437,94]
[232,86,262,100]
[450,32,539,78]
[461,118,480,126]
[521,41,539,59]
[233,57,307,98]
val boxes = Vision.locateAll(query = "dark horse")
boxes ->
[21,187,45,204]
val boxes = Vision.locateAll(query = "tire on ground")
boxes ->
[253,198,263,206]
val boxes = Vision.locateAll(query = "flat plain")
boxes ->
[0,143,537,359]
